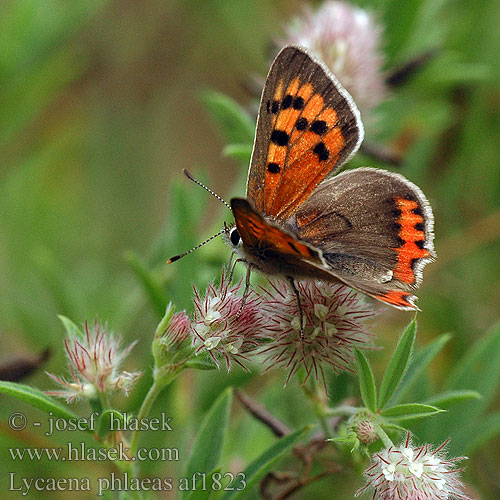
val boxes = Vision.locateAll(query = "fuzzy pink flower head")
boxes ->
[282,1,386,117]
[356,419,378,445]
[192,270,271,371]
[259,279,375,384]
[46,321,142,402]
[160,311,192,347]
[154,309,195,369]
[356,433,470,500]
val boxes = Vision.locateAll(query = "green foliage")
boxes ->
[378,319,416,409]
[390,332,451,404]
[0,381,80,422]
[416,321,500,455]
[58,314,84,339]
[355,348,377,413]
[1,0,499,498]
[183,388,233,499]
[200,91,255,147]
[380,403,444,421]
[97,410,126,439]
[220,427,310,500]
[124,250,168,318]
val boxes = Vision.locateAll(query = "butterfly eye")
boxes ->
[230,228,241,246]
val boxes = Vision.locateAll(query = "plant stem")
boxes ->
[326,405,358,417]
[305,377,334,441]
[129,377,164,456]
[373,423,394,448]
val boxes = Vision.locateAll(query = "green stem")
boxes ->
[305,377,334,441]
[129,378,164,456]
[326,405,358,417]
[373,423,394,448]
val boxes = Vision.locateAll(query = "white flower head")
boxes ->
[192,269,272,371]
[259,279,375,385]
[356,433,470,500]
[46,320,142,402]
[281,1,386,117]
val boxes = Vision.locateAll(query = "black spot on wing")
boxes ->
[282,94,293,109]
[310,120,327,135]
[271,130,290,146]
[293,96,305,109]
[295,117,308,130]
[267,162,280,173]
[313,141,329,161]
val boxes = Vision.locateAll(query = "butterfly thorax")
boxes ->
[223,218,339,281]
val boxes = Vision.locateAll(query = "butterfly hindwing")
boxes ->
[246,46,363,221]
[290,167,435,309]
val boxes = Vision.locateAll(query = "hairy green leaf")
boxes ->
[425,390,481,409]
[390,333,451,404]
[221,426,310,500]
[201,91,255,146]
[355,348,377,412]
[183,387,233,499]
[382,403,444,421]
[379,319,416,409]
[0,381,80,422]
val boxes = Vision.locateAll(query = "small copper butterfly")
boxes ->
[224,46,435,310]
[171,46,435,312]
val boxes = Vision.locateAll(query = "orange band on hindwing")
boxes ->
[374,290,416,309]
[392,197,431,284]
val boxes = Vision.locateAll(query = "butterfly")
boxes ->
[222,45,435,312]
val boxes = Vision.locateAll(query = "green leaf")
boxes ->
[379,320,417,409]
[418,322,500,452]
[463,411,500,454]
[97,410,125,439]
[0,381,80,422]
[383,0,424,63]
[184,467,221,500]
[222,143,253,166]
[183,387,233,499]
[424,390,481,409]
[355,348,377,412]
[58,314,84,339]
[447,321,500,408]
[124,249,168,318]
[201,91,255,146]
[221,426,310,500]
[381,403,444,421]
[390,333,451,404]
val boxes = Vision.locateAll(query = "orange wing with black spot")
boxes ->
[246,46,363,221]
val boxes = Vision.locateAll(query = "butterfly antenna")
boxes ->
[167,229,225,264]
[183,169,231,210]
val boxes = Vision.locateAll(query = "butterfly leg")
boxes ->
[228,255,248,283]
[287,276,304,340]
[236,264,253,320]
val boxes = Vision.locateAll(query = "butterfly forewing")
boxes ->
[246,46,363,221]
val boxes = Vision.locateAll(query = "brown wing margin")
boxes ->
[246,46,364,220]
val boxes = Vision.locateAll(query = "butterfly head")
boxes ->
[222,221,242,250]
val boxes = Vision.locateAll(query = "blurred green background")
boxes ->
[1,0,499,498]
